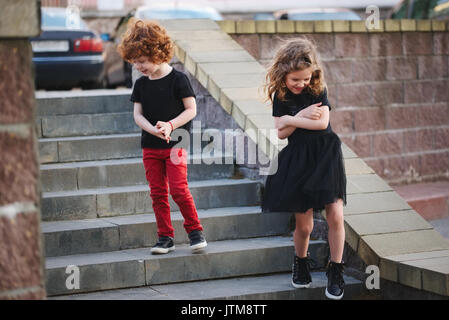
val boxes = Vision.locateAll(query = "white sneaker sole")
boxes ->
[325,288,344,300]
[190,241,207,252]
[151,246,175,254]
[291,280,311,289]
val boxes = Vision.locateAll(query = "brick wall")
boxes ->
[0,1,46,299]
[223,20,449,185]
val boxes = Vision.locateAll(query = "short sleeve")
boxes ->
[318,88,332,111]
[130,78,141,103]
[272,92,288,117]
[176,73,196,99]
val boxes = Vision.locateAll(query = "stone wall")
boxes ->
[223,20,449,186]
[0,0,46,299]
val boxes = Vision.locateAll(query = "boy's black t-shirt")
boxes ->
[130,68,195,149]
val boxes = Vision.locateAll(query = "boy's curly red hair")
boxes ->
[117,19,174,64]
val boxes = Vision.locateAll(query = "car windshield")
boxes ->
[288,12,361,20]
[137,8,222,20]
[42,8,88,30]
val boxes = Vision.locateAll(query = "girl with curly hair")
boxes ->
[262,38,347,300]
[118,19,207,254]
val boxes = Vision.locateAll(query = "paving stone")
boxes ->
[344,158,375,175]
[161,19,220,31]
[345,210,432,236]
[177,39,243,53]
[256,20,276,33]
[236,20,256,33]
[359,229,449,266]
[347,174,392,194]
[345,191,411,216]
[217,20,236,34]
[198,61,265,75]
[187,50,255,64]
[342,143,357,158]
[380,250,449,283]
[169,30,232,41]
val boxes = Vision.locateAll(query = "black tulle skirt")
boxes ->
[262,129,347,213]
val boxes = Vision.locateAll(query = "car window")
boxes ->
[288,12,361,20]
[42,9,88,30]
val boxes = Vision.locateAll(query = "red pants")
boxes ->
[143,148,203,238]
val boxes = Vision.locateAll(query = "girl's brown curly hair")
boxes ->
[117,18,174,64]
[265,37,326,102]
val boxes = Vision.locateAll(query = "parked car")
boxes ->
[31,7,105,89]
[103,4,223,88]
[273,8,362,20]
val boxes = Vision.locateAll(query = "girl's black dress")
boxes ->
[262,88,347,213]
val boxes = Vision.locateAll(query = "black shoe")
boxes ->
[188,230,207,252]
[150,236,175,254]
[325,261,345,300]
[292,254,313,288]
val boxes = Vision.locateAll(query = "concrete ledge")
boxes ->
[218,19,448,34]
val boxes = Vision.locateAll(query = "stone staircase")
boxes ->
[37,90,364,299]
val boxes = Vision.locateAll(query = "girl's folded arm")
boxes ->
[274,117,296,140]
[282,106,329,131]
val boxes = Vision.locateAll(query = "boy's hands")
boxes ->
[155,121,173,143]
[297,102,323,120]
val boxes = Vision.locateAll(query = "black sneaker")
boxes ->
[188,230,207,252]
[150,236,175,254]
[292,254,313,288]
[325,261,345,300]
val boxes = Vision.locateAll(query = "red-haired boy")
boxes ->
[118,19,207,254]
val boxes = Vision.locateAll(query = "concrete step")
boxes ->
[37,112,139,138]
[38,130,220,164]
[50,272,365,300]
[41,178,262,221]
[36,89,133,117]
[45,236,329,296]
[40,154,235,192]
[39,133,141,164]
[42,206,291,257]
